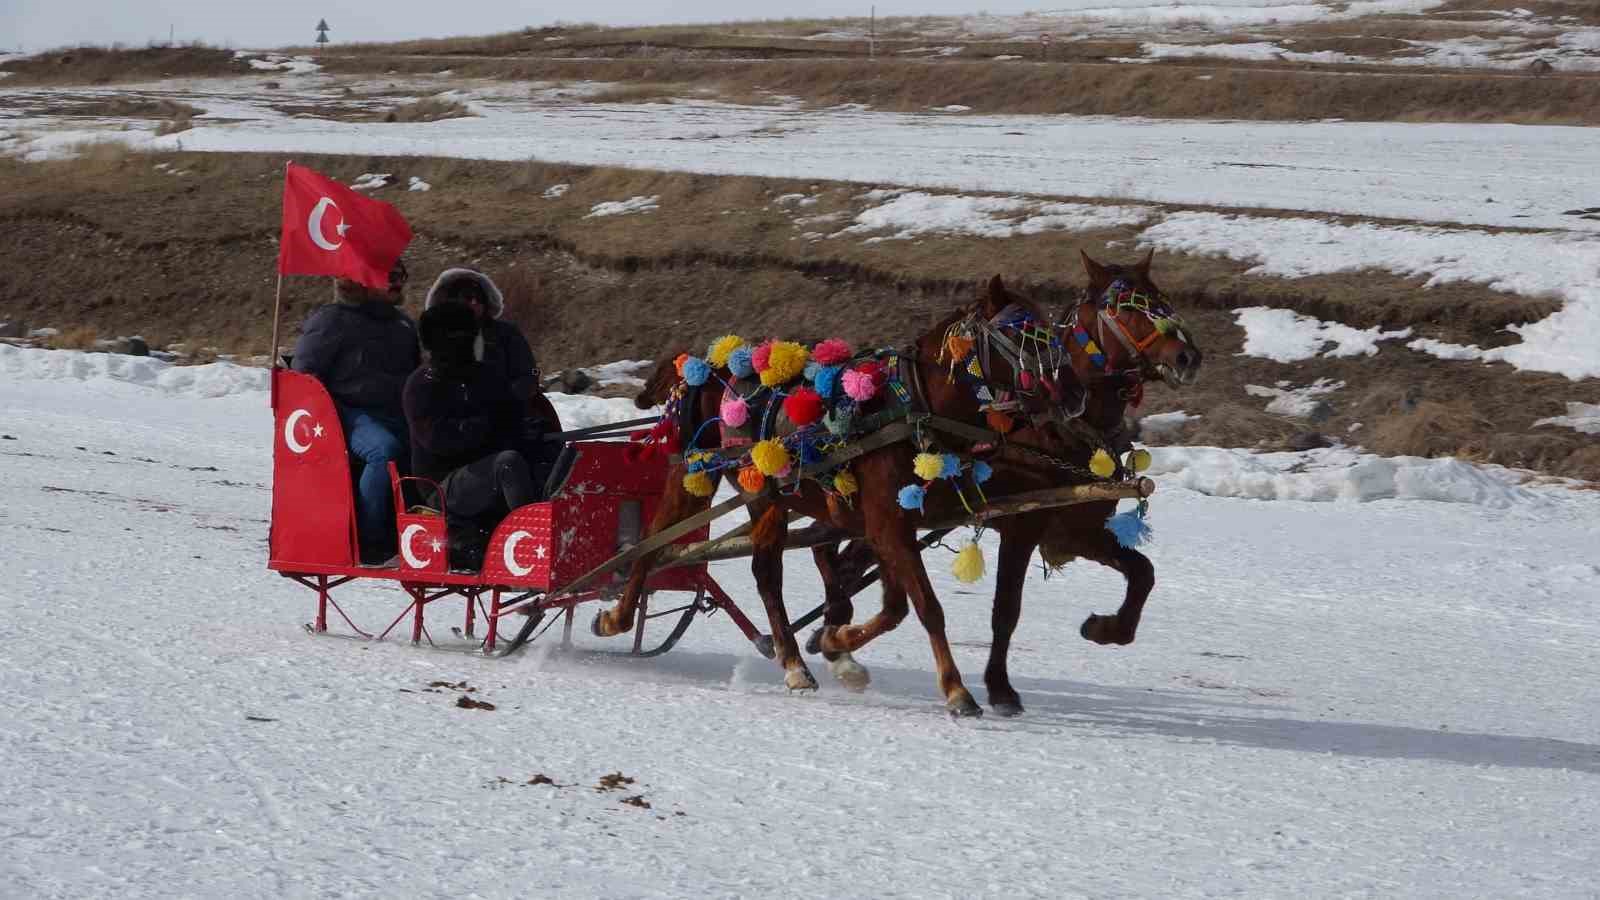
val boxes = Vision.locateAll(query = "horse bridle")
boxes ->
[1064,279,1189,394]
[951,303,1084,423]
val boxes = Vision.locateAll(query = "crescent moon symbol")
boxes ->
[307,197,343,252]
[503,531,536,577]
[401,524,432,569]
[283,409,313,454]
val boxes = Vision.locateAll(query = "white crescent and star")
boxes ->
[307,197,350,252]
[503,531,545,577]
[400,523,432,569]
[283,408,318,454]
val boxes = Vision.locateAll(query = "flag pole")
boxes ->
[271,160,290,370]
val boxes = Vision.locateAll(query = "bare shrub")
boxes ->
[383,96,476,123]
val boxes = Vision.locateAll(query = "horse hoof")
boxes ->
[590,610,612,638]
[947,694,983,718]
[805,627,825,656]
[828,653,871,692]
[752,634,777,660]
[785,668,819,693]
[991,700,1025,718]
[1080,614,1133,646]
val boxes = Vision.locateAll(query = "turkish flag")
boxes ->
[277,163,413,290]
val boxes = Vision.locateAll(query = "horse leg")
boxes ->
[818,578,908,656]
[593,463,703,638]
[986,520,1041,717]
[750,502,816,692]
[867,517,981,718]
[809,544,870,692]
[1075,530,1156,646]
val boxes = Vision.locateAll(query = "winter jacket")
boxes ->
[423,268,540,392]
[291,301,420,420]
[402,363,532,486]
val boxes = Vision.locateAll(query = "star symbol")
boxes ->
[429,539,443,553]
[533,545,547,560]
[312,423,324,438]
[336,221,352,237]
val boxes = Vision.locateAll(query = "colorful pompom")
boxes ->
[760,341,810,387]
[1089,449,1116,478]
[673,353,690,378]
[813,365,842,399]
[940,453,963,480]
[811,338,853,366]
[751,340,775,373]
[1128,448,1152,473]
[897,484,926,511]
[986,410,1015,434]
[913,452,946,481]
[682,356,711,387]
[737,466,766,494]
[751,439,791,477]
[682,471,716,497]
[1106,505,1153,549]
[803,361,822,382]
[842,369,879,402]
[719,393,750,428]
[854,360,886,386]
[833,470,858,496]
[1019,370,1035,390]
[707,335,746,369]
[783,387,825,426]
[727,347,755,379]
[944,334,975,360]
[952,542,986,583]
[972,460,993,484]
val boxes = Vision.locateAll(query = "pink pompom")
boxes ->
[751,340,775,373]
[720,393,750,427]
[842,369,878,402]
[812,338,853,367]
[1019,370,1034,390]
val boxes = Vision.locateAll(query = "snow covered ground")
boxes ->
[3,349,1598,897]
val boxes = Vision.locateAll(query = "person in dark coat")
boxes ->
[404,302,541,564]
[423,268,540,396]
[292,260,419,566]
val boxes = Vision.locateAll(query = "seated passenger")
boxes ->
[291,260,419,567]
[405,302,542,568]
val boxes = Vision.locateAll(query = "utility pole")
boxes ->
[870,5,876,60]
[315,18,330,52]
[168,24,174,46]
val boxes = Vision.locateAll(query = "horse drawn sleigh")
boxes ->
[268,253,1200,716]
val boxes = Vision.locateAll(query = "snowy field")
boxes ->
[3,347,1599,898]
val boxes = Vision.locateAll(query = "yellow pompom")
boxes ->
[759,341,810,387]
[1089,449,1116,478]
[1128,448,1152,473]
[751,438,792,477]
[952,542,986,583]
[833,470,858,496]
[707,335,746,369]
[737,466,766,494]
[913,452,945,481]
[682,471,716,497]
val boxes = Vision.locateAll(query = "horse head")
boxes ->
[1067,250,1202,391]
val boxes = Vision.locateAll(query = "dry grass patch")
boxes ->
[384,96,475,122]
[0,44,249,86]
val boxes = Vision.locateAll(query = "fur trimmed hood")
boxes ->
[424,267,505,319]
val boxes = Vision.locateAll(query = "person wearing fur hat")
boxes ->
[404,301,542,567]
[292,259,419,567]
[423,268,540,396]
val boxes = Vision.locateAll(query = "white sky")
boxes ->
[4,1,1039,52]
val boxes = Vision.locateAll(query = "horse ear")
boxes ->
[1080,250,1110,287]
[981,274,1009,318]
[1136,247,1154,276]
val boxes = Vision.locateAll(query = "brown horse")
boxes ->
[596,280,1081,715]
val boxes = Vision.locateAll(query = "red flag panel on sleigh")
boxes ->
[268,369,708,591]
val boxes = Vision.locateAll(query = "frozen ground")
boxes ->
[2,349,1598,898]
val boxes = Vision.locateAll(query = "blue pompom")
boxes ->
[683,356,711,387]
[803,361,822,382]
[972,460,993,484]
[687,458,705,474]
[1105,506,1153,549]
[940,453,963,480]
[898,484,926,511]
[813,365,842,399]
[728,347,755,379]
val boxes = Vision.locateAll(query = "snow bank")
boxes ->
[1139,410,1199,441]
[407,176,431,192]
[585,195,659,218]
[1149,446,1548,508]
[1144,214,1600,380]
[1234,307,1411,362]
[1534,402,1600,435]
[542,183,570,199]
[545,392,653,429]
[1246,378,1343,418]
[839,191,1152,242]
[0,344,266,399]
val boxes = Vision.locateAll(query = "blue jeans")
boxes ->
[338,405,408,555]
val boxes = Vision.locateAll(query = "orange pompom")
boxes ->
[737,466,766,494]
[674,353,690,377]
[945,334,975,360]
[986,410,1015,434]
